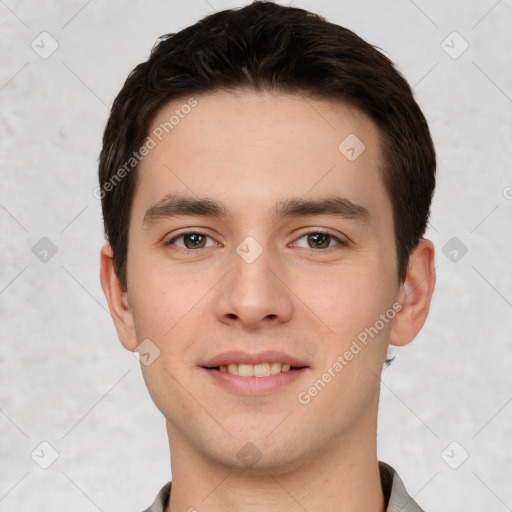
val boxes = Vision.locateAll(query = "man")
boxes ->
[98,2,436,510]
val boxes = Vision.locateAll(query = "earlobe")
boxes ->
[389,239,436,347]
[99,244,138,351]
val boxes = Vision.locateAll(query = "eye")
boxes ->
[166,232,217,250]
[165,229,347,253]
[292,230,347,251]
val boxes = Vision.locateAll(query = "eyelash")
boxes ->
[165,229,348,254]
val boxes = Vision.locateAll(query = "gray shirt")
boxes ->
[142,461,424,512]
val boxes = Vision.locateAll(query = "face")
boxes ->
[102,89,433,474]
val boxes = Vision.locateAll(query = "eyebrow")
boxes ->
[142,193,370,228]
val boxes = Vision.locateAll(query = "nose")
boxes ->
[213,244,294,330]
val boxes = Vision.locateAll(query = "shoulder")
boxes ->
[141,481,172,512]
[379,461,425,512]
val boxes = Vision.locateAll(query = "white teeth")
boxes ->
[254,363,270,377]
[238,364,253,377]
[227,363,238,375]
[270,362,281,374]
[220,362,294,377]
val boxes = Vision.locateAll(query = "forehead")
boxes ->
[133,90,389,225]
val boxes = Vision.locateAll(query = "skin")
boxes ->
[100,90,435,512]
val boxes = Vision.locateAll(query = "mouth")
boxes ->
[200,351,309,395]
[207,362,305,377]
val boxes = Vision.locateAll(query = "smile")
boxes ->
[217,362,292,377]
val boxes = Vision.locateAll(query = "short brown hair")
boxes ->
[98,0,436,290]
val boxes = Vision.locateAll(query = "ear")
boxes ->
[389,239,436,347]
[99,244,138,351]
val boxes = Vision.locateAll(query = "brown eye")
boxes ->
[183,233,207,249]
[167,232,215,250]
[306,233,331,249]
[294,231,345,251]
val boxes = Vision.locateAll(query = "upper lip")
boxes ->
[202,350,309,368]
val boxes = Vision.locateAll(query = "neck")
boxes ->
[165,416,385,512]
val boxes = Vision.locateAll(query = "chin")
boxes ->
[203,433,309,476]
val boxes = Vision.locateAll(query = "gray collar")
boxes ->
[142,461,424,512]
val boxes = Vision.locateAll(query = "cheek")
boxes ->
[312,262,396,333]
[126,244,205,337]
[307,266,398,395]
[129,265,207,416]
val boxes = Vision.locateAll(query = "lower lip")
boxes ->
[202,367,308,395]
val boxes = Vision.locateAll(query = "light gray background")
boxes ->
[1,0,511,510]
